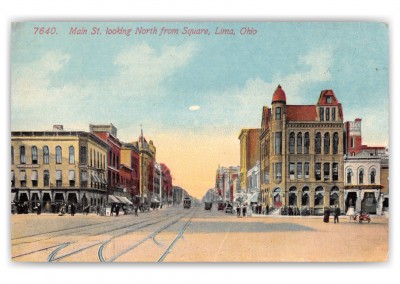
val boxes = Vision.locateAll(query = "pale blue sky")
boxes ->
[11,22,389,147]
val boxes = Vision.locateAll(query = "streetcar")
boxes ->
[183,197,191,209]
[204,202,212,210]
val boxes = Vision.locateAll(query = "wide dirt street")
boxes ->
[11,204,388,262]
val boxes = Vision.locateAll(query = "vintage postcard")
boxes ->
[10,22,389,262]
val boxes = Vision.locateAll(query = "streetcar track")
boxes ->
[50,215,175,262]
[157,206,198,262]
[98,212,188,262]
[13,217,153,260]
[101,207,197,262]
[12,213,158,246]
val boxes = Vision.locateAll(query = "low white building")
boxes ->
[344,152,384,215]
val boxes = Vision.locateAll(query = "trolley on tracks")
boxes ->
[183,197,191,209]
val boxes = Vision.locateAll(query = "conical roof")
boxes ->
[272,85,286,103]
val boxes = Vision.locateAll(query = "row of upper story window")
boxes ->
[272,106,338,121]
[346,168,377,185]
[262,131,341,157]
[11,169,106,189]
[11,145,106,169]
[263,162,340,183]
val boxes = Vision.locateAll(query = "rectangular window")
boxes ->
[333,163,339,181]
[315,163,321,180]
[297,162,302,179]
[80,146,87,164]
[275,162,282,180]
[56,170,62,187]
[289,163,295,180]
[304,162,310,178]
[326,108,330,121]
[324,163,330,181]
[276,107,281,120]
[275,132,282,154]
[320,107,324,121]
[332,107,336,121]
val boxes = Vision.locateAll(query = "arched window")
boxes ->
[20,146,26,164]
[314,187,324,206]
[359,169,364,184]
[347,169,353,184]
[289,132,295,154]
[11,146,14,164]
[69,146,75,164]
[43,170,50,187]
[32,146,38,164]
[297,133,302,154]
[370,169,376,184]
[43,146,49,164]
[333,132,339,154]
[315,132,321,154]
[324,132,330,154]
[304,132,310,154]
[56,146,62,164]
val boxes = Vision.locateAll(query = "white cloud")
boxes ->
[111,42,197,96]
[11,51,71,107]
[189,105,200,111]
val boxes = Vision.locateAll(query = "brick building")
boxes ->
[260,85,345,214]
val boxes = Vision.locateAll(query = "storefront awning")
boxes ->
[108,195,120,203]
[69,170,75,181]
[91,172,101,183]
[118,196,133,205]
[250,192,259,203]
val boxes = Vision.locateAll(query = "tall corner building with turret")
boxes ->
[260,85,345,214]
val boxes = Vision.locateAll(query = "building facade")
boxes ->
[133,129,156,204]
[215,166,240,203]
[120,143,140,197]
[344,118,389,215]
[344,153,383,214]
[11,126,109,212]
[238,128,260,191]
[260,85,345,214]
[90,124,122,196]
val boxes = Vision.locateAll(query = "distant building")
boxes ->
[90,124,122,197]
[120,143,140,197]
[260,85,345,214]
[161,163,173,205]
[11,126,109,212]
[133,127,156,205]
[344,118,389,215]
[215,166,240,203]
[238,128,260,191]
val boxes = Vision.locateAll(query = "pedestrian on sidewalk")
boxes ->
[71,203,76,216]
[334,205,340,223]
[323,207,330,223]
[243,204,247,217]
[36,203,41,215]
[134,205,139,217]
[236,205,241,217]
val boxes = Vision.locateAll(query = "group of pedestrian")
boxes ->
[236,204,248,217]
[110,204,121,216]
[323,205,341,223]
